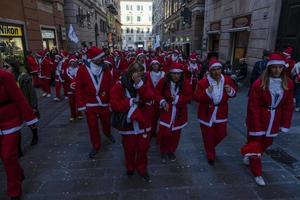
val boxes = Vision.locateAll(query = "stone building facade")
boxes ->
[152,0,164,48]
[202,0,282,69]
[163,0,205,57]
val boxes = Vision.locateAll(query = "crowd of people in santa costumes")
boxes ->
[2,42,300,199]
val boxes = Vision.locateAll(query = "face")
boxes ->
[93,58,104,66]
[70,61,77,68]
[269,65,284,78]
[209,67,222,80]
[132,68,145,80]
[170,72,182,82]
[152,64,160,72]
[191,60,196,64]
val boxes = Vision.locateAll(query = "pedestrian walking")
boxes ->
[194,59,237,165]
[291,62,300,111]
[241,52,294,186]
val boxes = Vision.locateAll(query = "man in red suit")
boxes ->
[36,50,53,97]
[25,51,40,87]
[0,68,38,200]
[76,47,116,158]
[194,59,237,166]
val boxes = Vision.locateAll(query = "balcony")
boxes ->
[105,0,118,15]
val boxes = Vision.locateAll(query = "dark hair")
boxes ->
[162,72,184,94]
[126,62,145,80]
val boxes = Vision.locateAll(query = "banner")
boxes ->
[68,24,79,43]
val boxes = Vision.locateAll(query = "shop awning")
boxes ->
[207,30,220,35]
[227,27,250,32]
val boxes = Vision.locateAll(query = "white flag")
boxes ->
[68,24,79,43]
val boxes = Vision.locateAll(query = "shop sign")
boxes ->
[210,21,221,31]
[233,15,251,28]
[0,24,22,37]
[42,29,55,39]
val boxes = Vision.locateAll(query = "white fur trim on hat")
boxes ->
[91,52,105,61]
[169,69,183,73]
[209,63,222,69]
[150,60,160,65]
[267,60,286,67]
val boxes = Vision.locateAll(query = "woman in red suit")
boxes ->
[0,66,38,200]
[241,52,294,186]
[110,62,154,182]
[155,62,193,163]
[194,59,237,166]
[145,59,165,138]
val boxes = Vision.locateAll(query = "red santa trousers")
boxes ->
[247,136,273,177]
[200,122,227,160]
[40,78,51,94]
[68,94,77,118]
[158,125,181,154]
[85,107,111,150]
[0,132,23,198]
[122,133,150,176]
[55,81,63,98]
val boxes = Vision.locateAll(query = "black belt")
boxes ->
[0,100,11,106]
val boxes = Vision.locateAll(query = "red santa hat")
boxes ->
[173,50,180,55]
[282,47,293,58]
[169,62,183,73]
[150,58,160,66]
[36,50,45,57]
[208,59,222,70]
[136,50,144,58]
[60,50,69,58]
[87,47,105,61]
[189,54,197,61]
[240,142,262,157]
[104,57,114,66]
[69,55,78,63]
[267,52,287,67]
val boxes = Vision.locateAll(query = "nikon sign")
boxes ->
[0,24,23,37]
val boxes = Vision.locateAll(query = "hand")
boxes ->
[225,85,232,93]
[132,72,142,84]
[171,95,176,101]
[207,86,213,93]
[29,123,38,130]
[163,102,169,112]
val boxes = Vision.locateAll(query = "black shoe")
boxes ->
[88,149,98,158]
[126,170,134,178]
[11,197,21,200]
[168,153,176,162]
[141,173,152,182]
[207,159,215,166]
[161,153,168,164]
[30,136,38,146]
[107,135,116,143]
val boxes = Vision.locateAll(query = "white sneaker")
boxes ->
[53,97,60,101]
[295,107,300,112]
[64,96,69,100]
[46,94,51,98]
[255,176,266,186]
[42,92,47,97]
[243,156,250,166]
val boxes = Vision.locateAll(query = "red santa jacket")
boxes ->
[187,62,202,81]
[155,78,192,131]
[246,79,294,137]
[0,69,38,135]
[39,56,53,79]
[76,63,112,111]
[110,77,155,135]
[26,55,39,74]
[194,75,237,127]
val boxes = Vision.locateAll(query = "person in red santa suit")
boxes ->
[0,67,38,200]
[282,47,296,78]
[76,47,116,158]
[241,52,294,186]
[136,51,148,72]
[187,54,202,92]
[113,50,128,82]
[65,55,82,121]
[165,50,180,72]
[145,59,165,139]
[155,62,193,163]
[60,50,70,100]
[25,51,40,87]
[53,54,64,101]
[37,50,53,97]
[110,62,154,182]
[194,59,237,166]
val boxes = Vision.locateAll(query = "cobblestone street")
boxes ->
[1,87,300,200]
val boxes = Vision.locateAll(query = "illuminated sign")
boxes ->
[0,24,22,37]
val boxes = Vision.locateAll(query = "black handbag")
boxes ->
[111,111,132,129]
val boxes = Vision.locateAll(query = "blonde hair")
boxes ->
[260,67,288,90]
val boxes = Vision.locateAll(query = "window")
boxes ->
[137,16,141,22]
[131,28,133,33]
[126,28,129,33]
[137,5,140,11]
[128,37,131,41]
[149,5,152,11]
[141,5,143,11]
[139,37,142,41]
[137,28,140,33]
[126,16,130,22]
[147,28,150,33]
[126,5,129,10]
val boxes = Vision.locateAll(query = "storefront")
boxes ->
[229,15,251,67]
[0,22,26,63]
[41,27,57,50]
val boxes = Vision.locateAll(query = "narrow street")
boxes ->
[1,87,300,200]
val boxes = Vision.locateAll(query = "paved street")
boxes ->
[1,87,300,200]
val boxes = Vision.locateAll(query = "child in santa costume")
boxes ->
[110,62,154,182]
[241,52,294,186]
[76,47,116,158]
[155,62,193,163]
[65,55,82,121]
[145,59,165,138]
[187,54,202,92]
[194,59,237,165]
[0,68,38,200]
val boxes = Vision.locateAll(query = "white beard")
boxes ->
[90,62,102,76]
[68,67,78,76]
[172,55,178,62]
